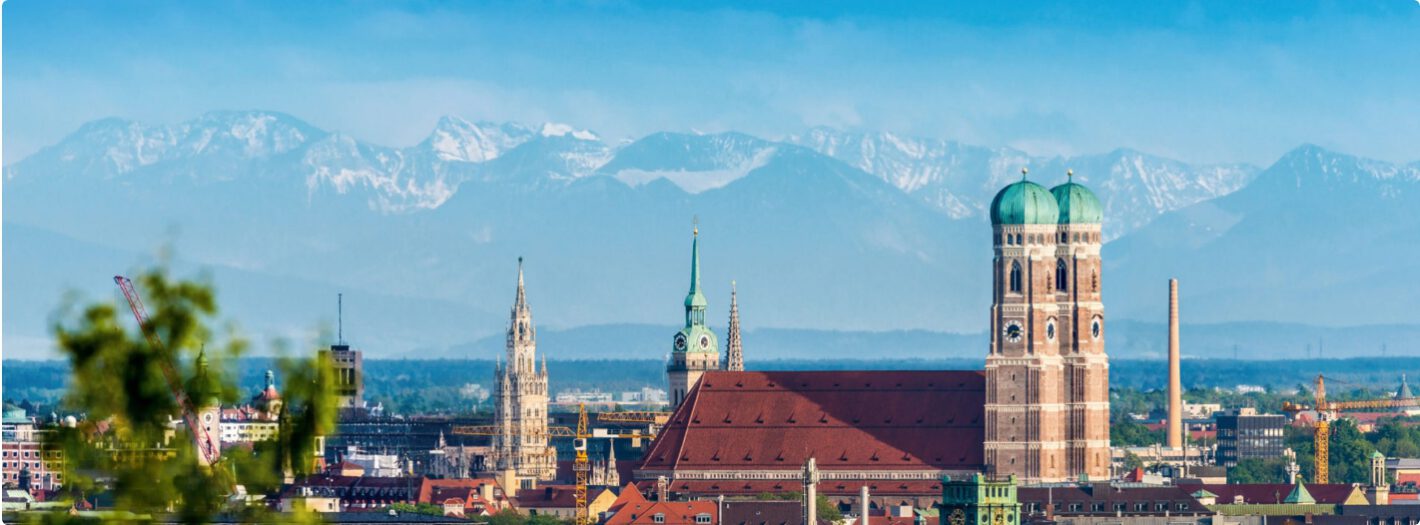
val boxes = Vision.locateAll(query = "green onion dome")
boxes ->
[990,173,1059,226]
[1049,174,1103,224]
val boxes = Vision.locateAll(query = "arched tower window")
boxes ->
[1009,261,1022,294]
[1056,259,1069,292]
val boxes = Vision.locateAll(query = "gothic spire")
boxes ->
[726,281,743,371]
[514,256,527,311]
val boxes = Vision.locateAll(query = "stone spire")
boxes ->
[515,256,527,310]
[490,257,555,482]
[725,281,743,371]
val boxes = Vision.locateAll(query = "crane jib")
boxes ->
[114,275,220,467]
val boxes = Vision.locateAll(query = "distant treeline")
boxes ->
[6,357,1419,416]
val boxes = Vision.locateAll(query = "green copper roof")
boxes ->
[1050,178,1104,224]
[990,179,1059,225]
[685,231,707,309]
[189,348,222,407]
[1283,482,1316,504]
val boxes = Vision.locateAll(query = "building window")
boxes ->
[654,514,665,523]
[1056,259,1068,291]
[696,514,712,524]
[1009,261,1023,294]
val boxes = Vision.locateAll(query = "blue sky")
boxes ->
[5,1,1419,165]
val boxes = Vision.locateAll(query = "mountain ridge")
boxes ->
[6,111,1416,359]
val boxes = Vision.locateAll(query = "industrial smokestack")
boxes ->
[804,458,820,525]
[1167,279,1183,449]
[860,485,870,525]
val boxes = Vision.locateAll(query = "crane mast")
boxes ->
[574,403,591,525]
[114,275,220,466]
[1284,374,1420,484]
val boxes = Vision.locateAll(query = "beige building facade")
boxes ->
[491,258,557,486]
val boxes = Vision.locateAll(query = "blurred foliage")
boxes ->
[386,502,447,517]
[26,264,336,524]
[476,511,571,525]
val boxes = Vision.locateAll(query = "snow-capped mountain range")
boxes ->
[6,110,1418,360]
[7,111,1253,238]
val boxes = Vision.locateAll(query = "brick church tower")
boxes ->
[1051,171,1111,480]
[984,169,1109,482]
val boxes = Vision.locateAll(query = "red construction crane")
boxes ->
[114,275,221,466]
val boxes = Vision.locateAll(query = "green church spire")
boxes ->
[684,226,708,325]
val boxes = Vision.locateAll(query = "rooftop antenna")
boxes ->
[338,293,345,345]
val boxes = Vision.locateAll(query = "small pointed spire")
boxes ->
[265,370,275,389]
[514,257,527,307]
[1067,169,1074,181]
[1021,167,1029,180]
[689,228,701,294]
[683,222,708,320]
[726,280,743,371]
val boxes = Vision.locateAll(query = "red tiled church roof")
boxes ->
[639,371,986,473]
[1177,483,1362,505]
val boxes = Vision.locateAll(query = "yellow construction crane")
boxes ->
[596,411,671,425]
[574,404,591,525]
[451,404,601,525]
[450,425,576,438]
[1283,375,1420,483]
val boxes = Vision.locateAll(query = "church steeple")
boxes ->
[668,224,720,409]
[514,257,528,314]
[684,228,708,326]
[725,281,743,371]
[489,257,555,482]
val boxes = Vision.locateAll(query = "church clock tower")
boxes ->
[984,169,1066,483]
[1050,171,1110,480]
[668,227,719,409]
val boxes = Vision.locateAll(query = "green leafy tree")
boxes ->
[31,265,337,524]
[1109,419,1163,447]
[388,502,448,517]
[1228,458,1287,484]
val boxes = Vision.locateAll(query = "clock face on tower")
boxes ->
[1004,320,1024,343]
[699,335,711,349]
[674,334,687,350]
[1045,318,1057,342]
[1091,316,1103,340]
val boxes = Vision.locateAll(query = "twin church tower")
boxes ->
[985,169,1110,481]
